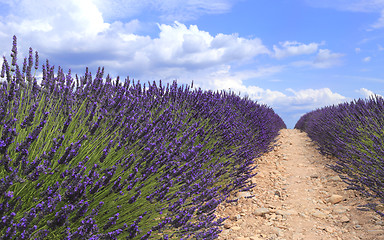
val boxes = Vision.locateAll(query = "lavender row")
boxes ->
[0,36,286,239]
[295,95,384,216]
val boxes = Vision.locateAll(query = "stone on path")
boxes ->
[237,191,252,198]
[275,209,298,216]
[340,215,350,223]
[333,205,348,214]
[327,175,342,182]
[253,208,270,216]
[329,194,343,204]
[311,210,327,219]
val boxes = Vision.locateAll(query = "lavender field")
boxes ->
[295,96,384,216]
[0,36,286,239]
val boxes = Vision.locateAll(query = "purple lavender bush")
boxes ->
[295,96,384,216]
[0,36,286,239]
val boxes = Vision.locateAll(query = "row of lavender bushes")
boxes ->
[295,95,384,216]
[0,36,286,239]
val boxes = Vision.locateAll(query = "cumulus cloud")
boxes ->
[237,85,347,112]
[249,87,347,128]
[85,21,270,80]
[0,0,113,57]
[272,41,321,59]
[292,49,344,68]
[372,9,384,28]
[188,65,347,113]
[4,0,109,36]
[201,65,284,90]
[356,88,383,98]
[283,88,347,110]
[247,87,346,112]
[363,56,371,62]
[149,22,270,66]
[0,0,270,81]
[92,0,237,22]
[313,49,345,68]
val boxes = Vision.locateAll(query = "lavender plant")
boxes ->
[295,96,384,216]
[0,36,286,239]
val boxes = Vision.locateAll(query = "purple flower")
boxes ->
[102,213,119,231]
[34,51,39,70]
[99,140,114,163]
[47,204,75,230]
[11,35,17,68]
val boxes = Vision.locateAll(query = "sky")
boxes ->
[0,0,384,128]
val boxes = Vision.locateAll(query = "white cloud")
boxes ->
[272,41,320,59]
[313,49,344,68]
[240,86,347,112]
[304,0,384,29]
[363,56,371,62]
[379,44,384,51]
[92,0,236,22]
[184,65,347,113]
[371,9,384,28]
[149,22,270,65]
[0,0,270,80]
[86,21,270,79]
[356,88,383,98]
[146,63,283,92]
[0,0,113,56]
[283,88,347,110]
[202,65,284,91]
[355,47,361,53]
[292,49,344,68]
[13,0,108,36]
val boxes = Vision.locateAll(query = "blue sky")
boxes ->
[1,0,384,128]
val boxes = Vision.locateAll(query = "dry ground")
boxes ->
[216,129,384,240]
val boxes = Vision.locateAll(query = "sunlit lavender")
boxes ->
[0,36,286,239]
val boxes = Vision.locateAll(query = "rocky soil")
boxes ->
[215,129,384,240]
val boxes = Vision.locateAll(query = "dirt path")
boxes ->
[216,129,384,240]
